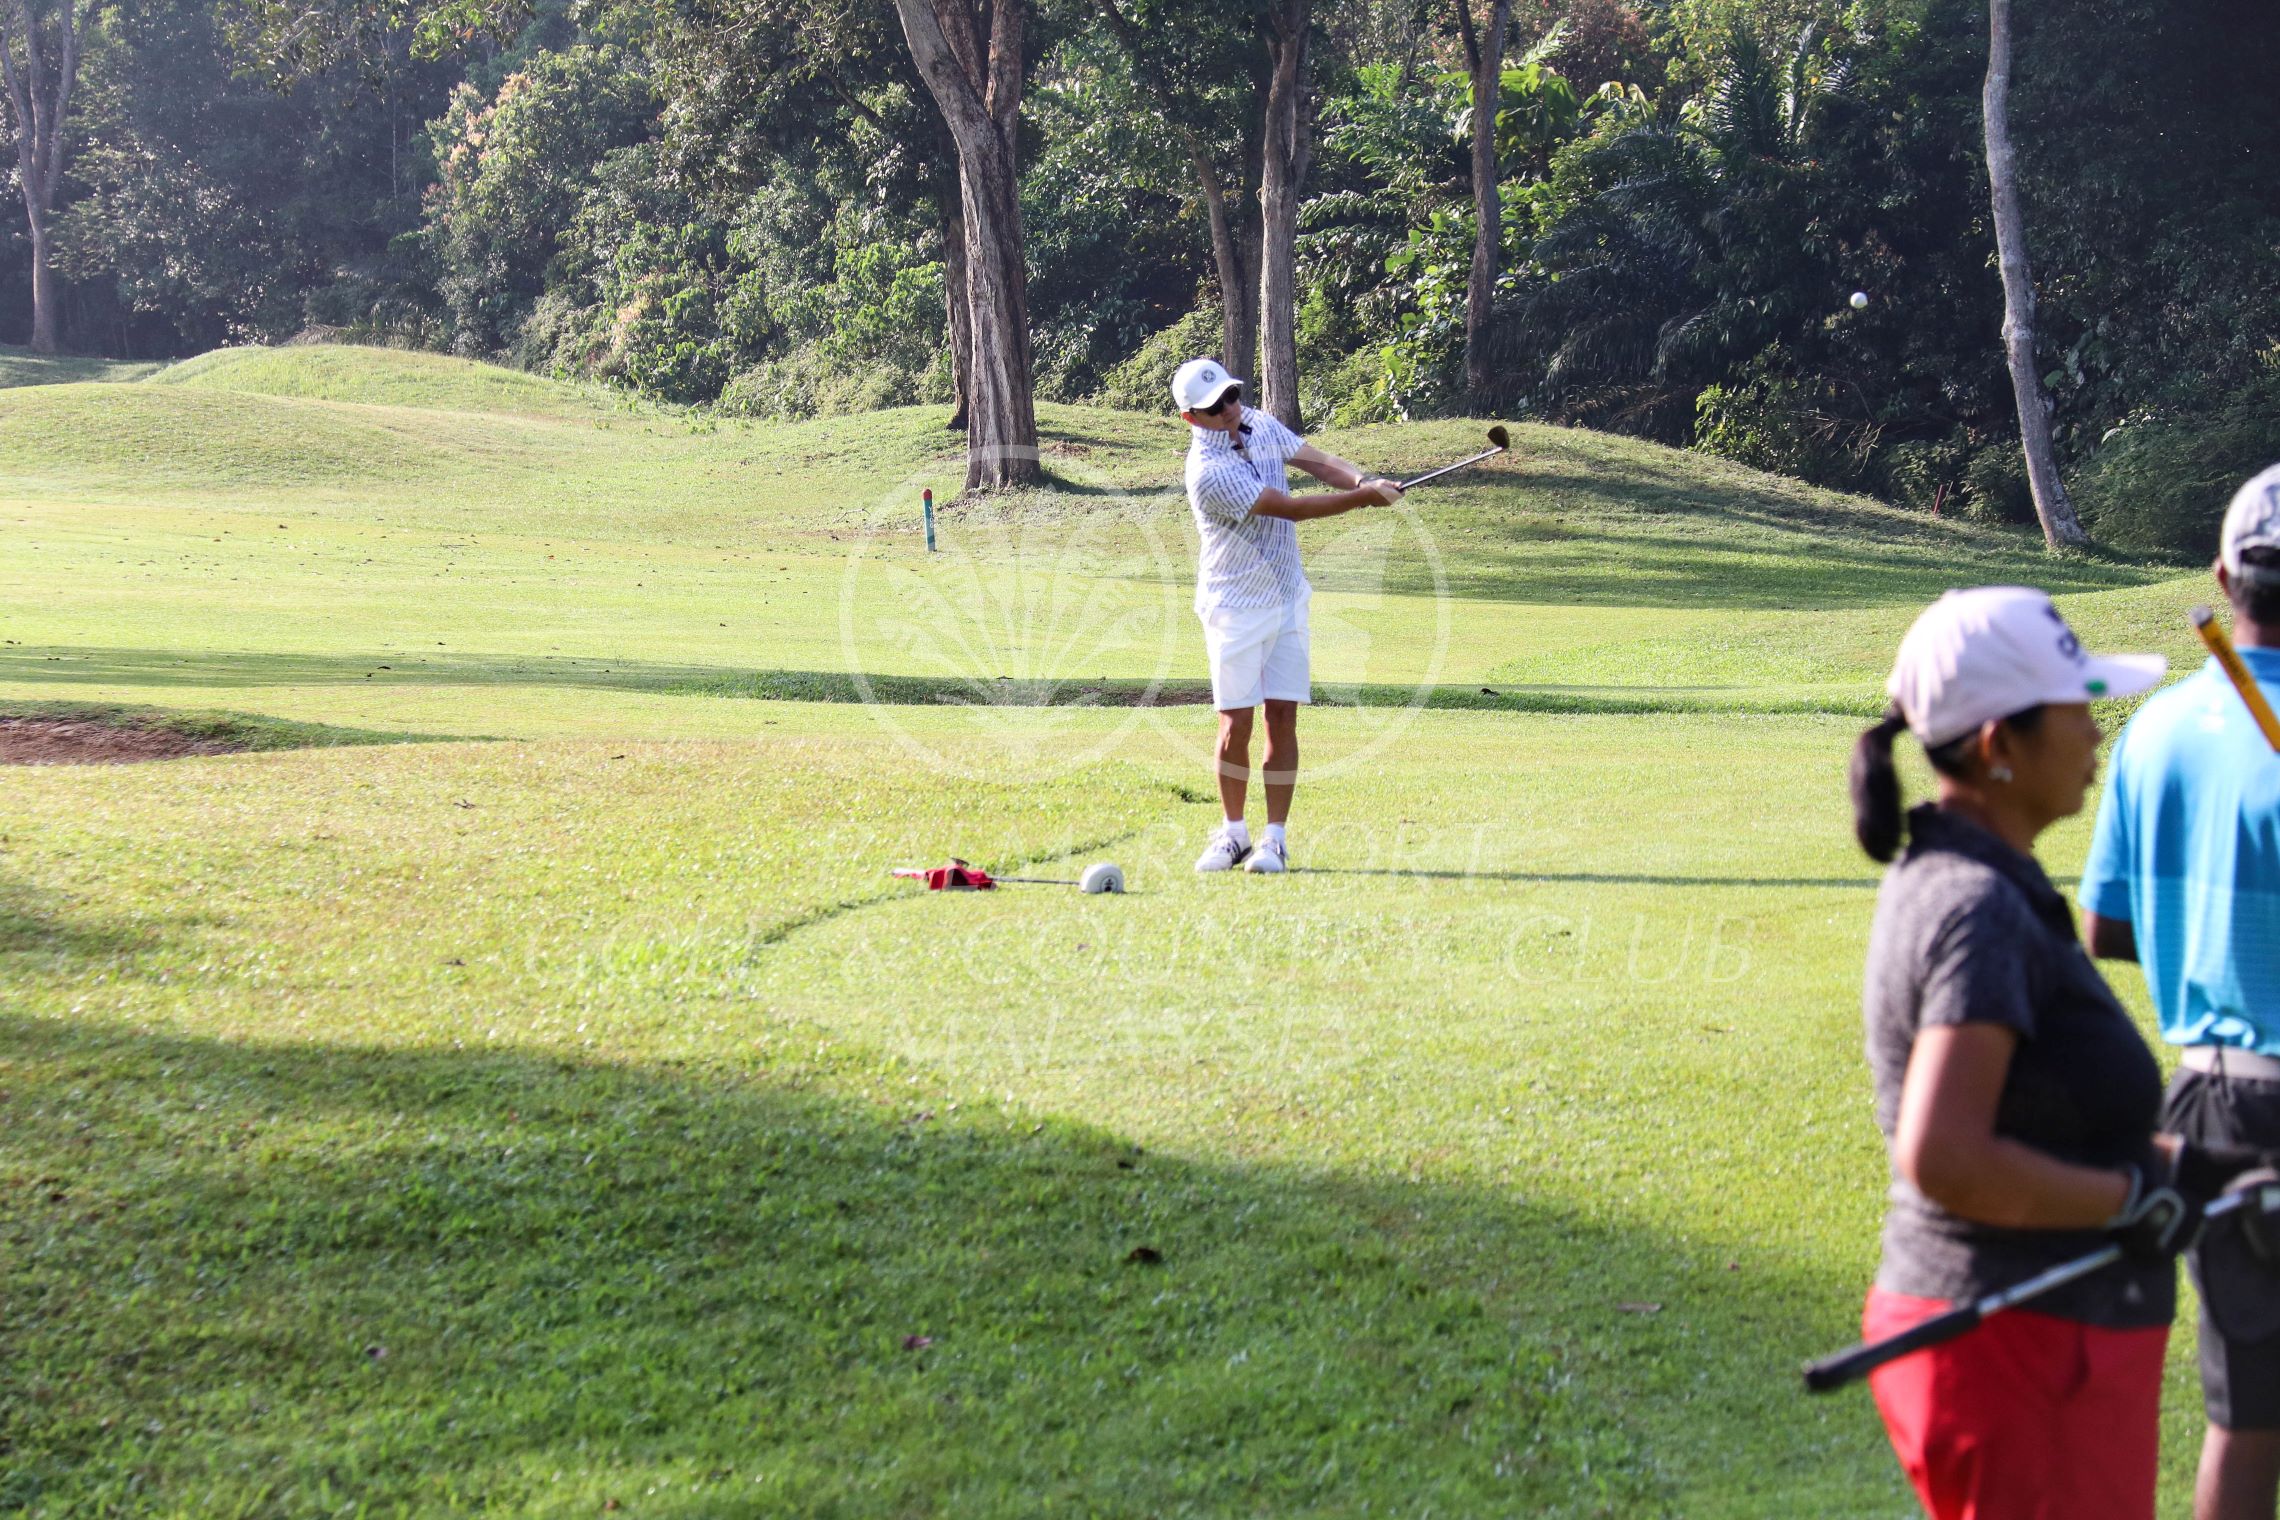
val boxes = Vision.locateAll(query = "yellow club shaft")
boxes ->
[2192,606,2280,754]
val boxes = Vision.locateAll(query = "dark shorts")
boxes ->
[2164,1064,2280,1431]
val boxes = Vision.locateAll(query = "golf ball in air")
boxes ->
[1850,291,1870,310]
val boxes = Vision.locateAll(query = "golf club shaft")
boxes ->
[992,876,1080,887]
[1803,1191,2247,1393]
[2192,607,2280,753]
[1398,447,1503,492]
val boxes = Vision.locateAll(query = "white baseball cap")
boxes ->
[2220,463,2280,579]
[1171,357,1243,413]
[1886,586,2165,747]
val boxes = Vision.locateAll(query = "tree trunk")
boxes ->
[893,0,1041,489]
[1256,0,1311,430]
[1459,0,1511,408]
[957,137,1039,487]
[1093,0,1260,385]
[1,0,84,357]
[1230,221,1261,384]
[26,213,57,353]
[1982,0,2087,551]
[939,185,971,430]
[1190,150,1257,382]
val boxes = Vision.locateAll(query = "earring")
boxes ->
[1991,764,2014,783]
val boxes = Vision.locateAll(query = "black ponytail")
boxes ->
[1851,706,1910,863]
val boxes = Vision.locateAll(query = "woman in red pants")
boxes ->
[1850,587,2256,1519]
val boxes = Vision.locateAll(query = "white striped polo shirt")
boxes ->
[1184,410,1311,615]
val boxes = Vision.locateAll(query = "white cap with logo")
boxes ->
[1886,586,2165,747]
[2221,463,2280,580]
[1171,357,1243,413]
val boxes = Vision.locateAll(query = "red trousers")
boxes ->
[1864,1288,2169,1520]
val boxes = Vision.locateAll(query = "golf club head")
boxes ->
[1487,424,1510,451]
[1081,862,1125,894]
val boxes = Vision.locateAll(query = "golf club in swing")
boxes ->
[2191,605,2280,753]
[1398,425,1511,491]
[1802,1186,2264,1394]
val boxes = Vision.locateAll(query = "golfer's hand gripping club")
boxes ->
[2106,1160,2203,1263]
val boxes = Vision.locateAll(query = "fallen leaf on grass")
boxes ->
[1125,1246,1164,1266]
[902,1335,934,1351]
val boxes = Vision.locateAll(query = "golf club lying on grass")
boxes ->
[2192,605,2280,752]
[893,858,1126,894]
[1803,1183,2273,1393]
[1398,425,1510,491]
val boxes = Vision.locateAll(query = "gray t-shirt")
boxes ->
[1862,806,2172,1327]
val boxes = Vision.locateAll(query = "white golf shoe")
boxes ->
[1194,829,1252,873]
[1244,836,1289,874]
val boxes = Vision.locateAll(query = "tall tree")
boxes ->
[1256,0,1312,428]
[1453,0,1511,408]
[0,0,91,353]
[644,0,972,425]
[1981,0,2085,549]
[894,0,1040,489]
[1094,0,1268,385]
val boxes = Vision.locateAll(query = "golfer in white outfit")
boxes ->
[1173,357,1403,874]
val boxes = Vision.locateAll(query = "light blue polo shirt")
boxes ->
[2081,646,2280,1054]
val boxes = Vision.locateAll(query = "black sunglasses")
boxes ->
[1197,387,1242,417]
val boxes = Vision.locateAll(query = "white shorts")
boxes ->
[1201,596,1311,711]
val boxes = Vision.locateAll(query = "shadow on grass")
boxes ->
[1290,867,1882,890]
[0,996,1889,1516]
[0,646,721,694]
[1380,532,2157,617]
[0,869,186,958]
[0,648,1881,719]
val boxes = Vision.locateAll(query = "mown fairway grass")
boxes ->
[0,347,2222,1515]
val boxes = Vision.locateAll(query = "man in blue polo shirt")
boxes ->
[2084,461,2280,1520]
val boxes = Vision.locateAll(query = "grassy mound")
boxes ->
[0,698,431,755]
[0,346,163,388]
[149,344,609,418]
[0,384,500,495]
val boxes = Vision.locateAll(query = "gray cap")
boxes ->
[2221,463,2280,578]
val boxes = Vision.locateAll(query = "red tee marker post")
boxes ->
[923,489,937,552]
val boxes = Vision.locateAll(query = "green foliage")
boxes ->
[1693,352,1877,488]
[1093,305,1223,413]
[1958,445,2035,528]
[2078,374,2280,558]
[48,0,458,354]
[1020,38,1199,402]
[14,0,2280,558]
[423,45,659,357]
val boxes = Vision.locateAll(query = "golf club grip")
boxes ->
[1802,1302,1982,1393]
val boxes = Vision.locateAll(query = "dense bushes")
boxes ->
[2078,377,2280,558]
